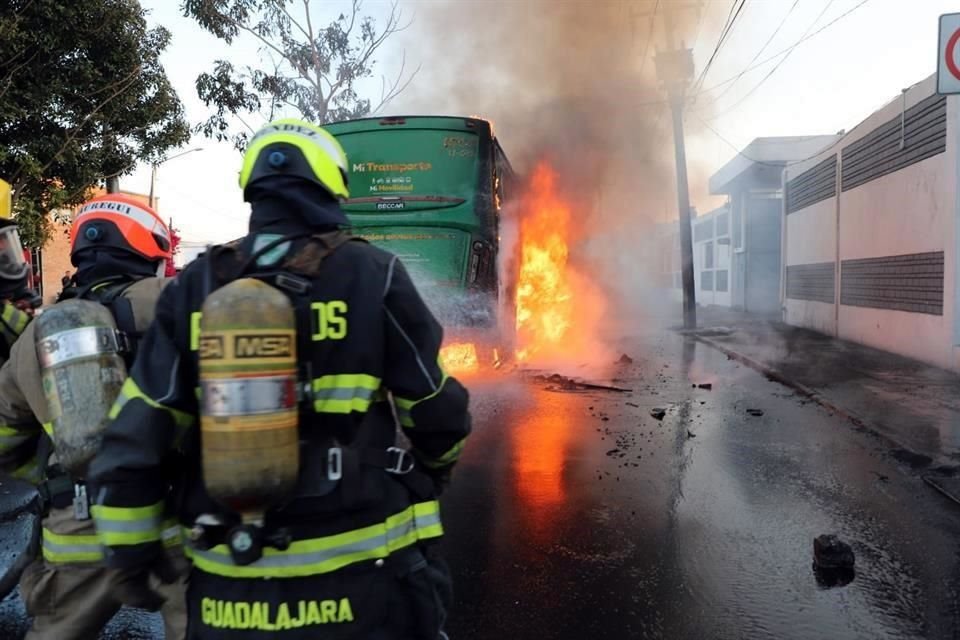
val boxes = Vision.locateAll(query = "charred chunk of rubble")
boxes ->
[812,534,856,588]
[813,534,855,570]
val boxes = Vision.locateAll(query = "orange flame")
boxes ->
[440,342,480,374]
[514,162,608,366]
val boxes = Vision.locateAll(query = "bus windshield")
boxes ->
[339,129,480,211]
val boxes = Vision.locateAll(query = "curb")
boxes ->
[689,334,901,452]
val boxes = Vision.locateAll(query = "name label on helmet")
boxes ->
[252,123,322,141]
[252,123,346,171]
[376,201,405,211]
[76,200,169,241]
[79,201,133,215]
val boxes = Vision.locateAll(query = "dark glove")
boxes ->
[423,464,453,496]
[110,553,178,611]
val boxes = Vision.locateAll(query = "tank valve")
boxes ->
[228,524,264,566]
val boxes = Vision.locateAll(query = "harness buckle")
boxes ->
[327,447,343,481]
[274,273,309,295]
[72,483,90,520]
[385,447,415,475]
[113,329,132,354]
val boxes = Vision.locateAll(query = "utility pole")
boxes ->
[104,124,120,193]
[149,147,203,209]
[653,3,699,329]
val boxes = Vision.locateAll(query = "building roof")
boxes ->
[709,135,841,195]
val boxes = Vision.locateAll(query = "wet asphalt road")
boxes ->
[2,328,960,638]
[441,330,960,640]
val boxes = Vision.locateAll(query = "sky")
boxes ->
[128,0,960,245]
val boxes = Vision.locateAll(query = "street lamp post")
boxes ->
[149,147,203,209]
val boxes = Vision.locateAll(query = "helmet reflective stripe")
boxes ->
[249,123,347,172]
[76,200,170,242]
[239,119,349,200]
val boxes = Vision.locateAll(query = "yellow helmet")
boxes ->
[0,178,11,220]
[239,119,349,201]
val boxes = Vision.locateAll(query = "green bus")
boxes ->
[325,115,516,364]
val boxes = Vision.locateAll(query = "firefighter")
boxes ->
[0,193,187,639]
[0,176,38,362]
[0,178,42,480]
[0,217,35,365]
[88,119,471,639]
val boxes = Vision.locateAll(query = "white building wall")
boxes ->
[783,74,960,370]
[784,196,837,335]
[838,149,956,368]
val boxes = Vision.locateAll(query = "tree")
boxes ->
[183,0,417,149]
[0,0,190,247]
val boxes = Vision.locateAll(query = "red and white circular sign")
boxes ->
[938,13,960,94]
[946,27,960,81]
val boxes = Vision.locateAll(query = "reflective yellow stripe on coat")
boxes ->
[312,374,381,414]
[0,425,34,453]
[91,501,165,547]
[0,303,29,339]
[10,458,40,483]
[110,378,195,429]
[393,364,451,428]
[184,501,444,579]
[420,438,467,469]
[42,528,104,563]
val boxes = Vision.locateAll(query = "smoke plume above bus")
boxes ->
[393,0,724,365]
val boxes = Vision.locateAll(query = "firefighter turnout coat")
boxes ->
[0,301,30,362]
[0,278,170,563]
[0,301,34,480]
[89,234,471,638]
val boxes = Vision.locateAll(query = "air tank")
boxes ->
[198,278,300,521]
[35,299,128,478]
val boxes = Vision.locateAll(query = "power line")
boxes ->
[636,0,870,111]
[699,0,872,97]
[695,109,851,171]
[692,0,744,93]
[699,78,932,171]
[693,0,740,89]
[691,112,787,167]
[707,0,837,120]
[153,177,249,224]
[691,0,748,96]
[710,0,801,103]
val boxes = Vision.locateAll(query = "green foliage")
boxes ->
[184,0,416,150]
[0,0,190,247]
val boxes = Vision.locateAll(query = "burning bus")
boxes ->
[325,116,517,370]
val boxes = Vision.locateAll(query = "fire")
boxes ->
[514,162,608,365]
[440,342,480,374]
